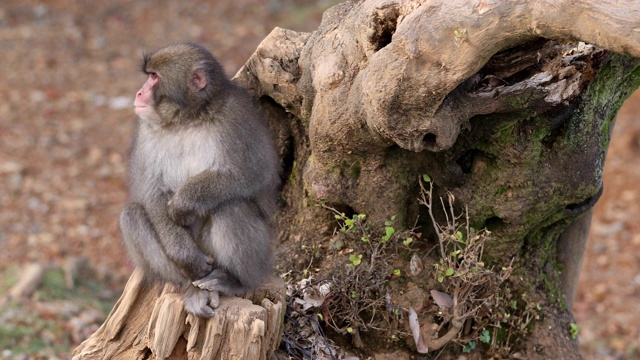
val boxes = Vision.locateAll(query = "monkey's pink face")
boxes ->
[134,72,160,121]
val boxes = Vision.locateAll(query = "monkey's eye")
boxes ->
[149,72,158,80]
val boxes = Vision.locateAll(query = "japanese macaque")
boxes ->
[119,43,278,318]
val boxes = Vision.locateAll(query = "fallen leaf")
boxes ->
[430,289,453,309]
[409,307,428,353]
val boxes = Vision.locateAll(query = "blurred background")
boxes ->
[0,1,637,358]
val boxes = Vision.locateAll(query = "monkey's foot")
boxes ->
[183,286,216,318]
[193,269,246,296]
[209,290,220,308]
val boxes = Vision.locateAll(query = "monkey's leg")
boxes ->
[120,203,218,318]
[120,203,188,284]
[137,199,214,281]
[193,201,273,296]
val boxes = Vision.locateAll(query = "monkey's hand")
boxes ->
[167,195,199,226]
[181,255,215,282]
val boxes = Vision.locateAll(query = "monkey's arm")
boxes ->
[129,197,214,281]
[168,169,267,226]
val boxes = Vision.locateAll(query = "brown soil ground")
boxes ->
[0,1,638,358]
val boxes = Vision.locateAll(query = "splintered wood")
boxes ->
[72,268,285,360]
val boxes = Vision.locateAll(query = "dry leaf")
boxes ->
[410,254,424,276]
[409,307,429,353]
[430,289,453,309]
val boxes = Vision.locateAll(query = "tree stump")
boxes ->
[72,268,285,360]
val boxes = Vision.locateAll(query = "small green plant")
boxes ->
[479,329,491,344]
[463,340,476,353]
[569,323,579,340]
[403,237,413,246]
[382,216,396,243]
[323,205,419,337]
[334,212,367,233]
[415,176,524,354]
[349,254,362,266]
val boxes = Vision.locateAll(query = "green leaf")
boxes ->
[393,269,401,276]
[479,329,491,343]
[452,249,461,256]
[445,268,455,276]
[455,231,463,240]
[361,236,369,243]
[570,323,579,339]
[317,313,324,321]
[386,226,395,237]
[345,219,354,229]
[422,174,432,182]
[463,340,476,353]
[437,276,444,283]
[346,327,353,333]
[403,237,413,246]
[382,227,395,243]
[351,290,356,298]
[357,214,367,220]
[349,254,362,266]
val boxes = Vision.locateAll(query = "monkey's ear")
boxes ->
[189,68,208,91]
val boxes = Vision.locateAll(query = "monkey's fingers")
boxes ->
[192,278,220,292]
[190,304,215,318]
[192,272,222,291]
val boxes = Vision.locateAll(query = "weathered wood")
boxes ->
[72,268,285,360]
[5,263,46,300]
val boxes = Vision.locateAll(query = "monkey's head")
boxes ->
[134,43,228,125]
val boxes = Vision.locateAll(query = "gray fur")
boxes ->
[120,43,278,318]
